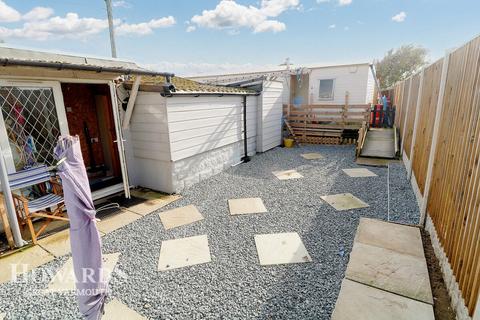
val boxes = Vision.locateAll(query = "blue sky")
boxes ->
[1,0,479,75]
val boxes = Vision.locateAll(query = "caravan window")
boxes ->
[318,79,335,100]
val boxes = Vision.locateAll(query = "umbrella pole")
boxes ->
[0,150,26,247]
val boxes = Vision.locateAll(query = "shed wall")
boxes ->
[257,80,283,152]
[166,95,258,193]
[125,92,174,192]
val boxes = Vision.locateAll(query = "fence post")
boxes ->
[408,68,425,179]
[419,52,450,226]
[401,78,413,154]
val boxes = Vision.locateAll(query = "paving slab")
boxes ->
[355,157,390,167]
[0,245,54,284]
[158,205,204,230]
[0,312,4,320]
[38,229,71,257]
[321,193,369,211]
[331,279,434,320]
[103,299,146,320]
[158,235,211,271]
[125,194,181,216]
[354,218,424,258]
[346,242,433,304]
[272,169,303,180]
[96,210,142,234]
[228,198,268,215]
[300,153,323,160]
[46,252,120,292]
[254,232,312,266]
[342,168,377,177]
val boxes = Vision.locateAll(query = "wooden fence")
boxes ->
[393,35,480,317]
[283,93,370,144]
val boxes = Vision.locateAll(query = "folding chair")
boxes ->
[7,165,66,244]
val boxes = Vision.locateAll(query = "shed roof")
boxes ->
[0,46,172,77]
[126,76,256,95]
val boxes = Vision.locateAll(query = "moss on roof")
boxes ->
[127,75,256,95]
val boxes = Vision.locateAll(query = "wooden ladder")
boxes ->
[284,119,301,146]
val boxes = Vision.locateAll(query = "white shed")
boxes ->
[122,76,262,194]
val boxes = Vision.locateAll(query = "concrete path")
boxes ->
[332,218,434,320]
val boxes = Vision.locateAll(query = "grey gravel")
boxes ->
[0,145,420,319]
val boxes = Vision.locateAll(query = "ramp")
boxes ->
[359,128,396,159]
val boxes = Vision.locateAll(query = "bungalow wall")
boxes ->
[307,64,374,105]
[126,93,258,194]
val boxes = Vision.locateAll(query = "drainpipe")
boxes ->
[241,95,250,163]
[0,151,26,247]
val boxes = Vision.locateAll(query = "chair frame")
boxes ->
[11,176,66,244]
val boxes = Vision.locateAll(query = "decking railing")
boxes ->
[283,94,370,144]
[393,35,480,317]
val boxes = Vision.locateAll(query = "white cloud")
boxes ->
[328,24,336,29]
[0,0,21,22]
[23,7,54,21]
[338,0,352,6]
[0,13,109,40]
[186,25,196,32]
[190,0,299,33]
[392,11,406,22]
[116,16,176,35]
[112,1,132,8]
[0,2,176,40]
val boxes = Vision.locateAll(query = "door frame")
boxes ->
[0,77,131,198]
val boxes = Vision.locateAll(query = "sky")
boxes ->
[0,0,479,76]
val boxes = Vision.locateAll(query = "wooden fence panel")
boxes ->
[403,73,421,158]
[399,78,411,137]
[425,36,480,315]
[411,59,444,194]
[393,82,404,128]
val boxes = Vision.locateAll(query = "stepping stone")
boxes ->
[126,194,181,216]
[301,153,323,160]
[332,279,434,320]
[46,253,120,292]
[158,235,211,271]
[272,169,303,180]
[158,205,204,230]
[96,210,142,234]
[321,193,369,211]
[346,242,433,304]
[342,168,377,177]
[103,299,146,320]
[0,245,54,284]
[254,232,312,265]
[228,198,267,215]
[38,229,71,257]
[354,218,424,258]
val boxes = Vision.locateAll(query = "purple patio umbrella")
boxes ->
[55,135,107,320]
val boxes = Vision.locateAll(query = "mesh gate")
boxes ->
[0,86,61,170]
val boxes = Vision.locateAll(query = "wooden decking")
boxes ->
[283,97,370,145]
[359,128,396,159]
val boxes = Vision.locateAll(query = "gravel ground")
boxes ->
[0,145,420,320]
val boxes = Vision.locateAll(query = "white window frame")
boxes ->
[0,80,69,173]
[318,78,335,101]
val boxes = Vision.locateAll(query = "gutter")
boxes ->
[0,58,174,77]
[241,95,250,163]
[160,91,259,97]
